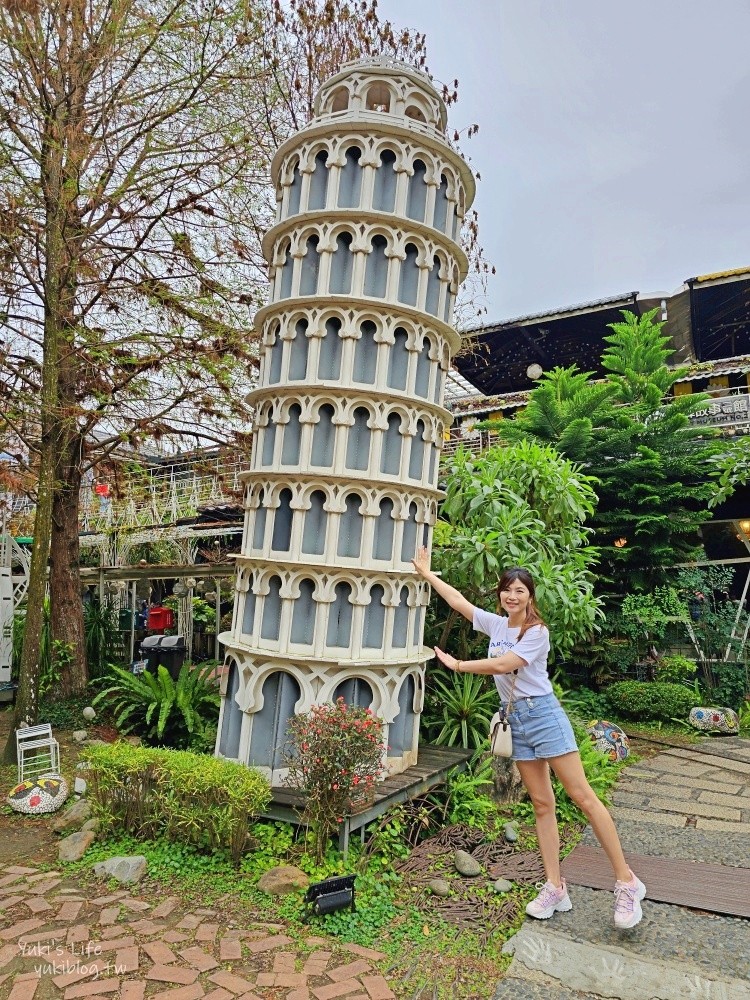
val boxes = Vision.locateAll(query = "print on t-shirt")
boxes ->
[472,606,553,700]
[489,635,518,658]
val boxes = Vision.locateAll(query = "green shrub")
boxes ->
[739,699,750,733]
[559,687,610,723]
[82,741,270,865]
[605,680,695,721]
[83,600,122,678]
[92,661,220,749]
[421,748,496,830]
[709,660,749,711]
[38,694,92,731]
[443,750,496,828]
[656,654,697,686]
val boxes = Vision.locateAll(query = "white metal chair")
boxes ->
[16,724,60,784]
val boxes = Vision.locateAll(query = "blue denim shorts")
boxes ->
[503,692,578,761]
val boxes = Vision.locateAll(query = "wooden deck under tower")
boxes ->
[263,744,473,856]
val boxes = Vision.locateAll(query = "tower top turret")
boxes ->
[313,57,448,133]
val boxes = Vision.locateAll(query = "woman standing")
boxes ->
[412,547,646,929]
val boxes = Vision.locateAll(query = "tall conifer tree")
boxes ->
[489,309,728,592]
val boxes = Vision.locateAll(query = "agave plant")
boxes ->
[93,662,220,749]
[422,670,498,749]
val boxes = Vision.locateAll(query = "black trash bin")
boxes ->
[139,634,163,673]
[159,635,186,680]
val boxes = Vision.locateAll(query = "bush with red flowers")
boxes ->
[284,697,385,860]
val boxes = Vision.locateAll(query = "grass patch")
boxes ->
[623,720,705,743]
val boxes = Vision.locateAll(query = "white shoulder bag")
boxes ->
[489,669,518,758]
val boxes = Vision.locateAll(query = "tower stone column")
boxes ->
[217,57,475,779]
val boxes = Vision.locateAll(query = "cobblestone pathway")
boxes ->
[611,741,750,834]
[0,868,395,1000]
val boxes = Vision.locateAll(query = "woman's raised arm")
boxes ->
[412,546,475,624]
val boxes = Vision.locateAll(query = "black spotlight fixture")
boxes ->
[304,874,357,919]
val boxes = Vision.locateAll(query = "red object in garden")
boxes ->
[94,483,110,496]
[147,606,174,631]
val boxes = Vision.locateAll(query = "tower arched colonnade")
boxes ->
[217,58,474,781]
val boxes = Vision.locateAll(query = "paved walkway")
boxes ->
[496,737,750,999]
[0,875,395,1000]
[606,739,750,834]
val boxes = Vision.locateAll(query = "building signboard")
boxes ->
[690,392,750,426]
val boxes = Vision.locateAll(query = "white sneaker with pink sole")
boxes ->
[525,880,573,919]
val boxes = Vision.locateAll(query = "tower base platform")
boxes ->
[263,744,473,857]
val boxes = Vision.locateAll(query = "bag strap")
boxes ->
[501,626,521,718]
[502,669,519,719]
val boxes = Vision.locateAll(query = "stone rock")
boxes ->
[124,736,142,747]
[85,739,108,747]
[93,855,148,884]
[81,818,100,833]
[427,878,451,897]
[51,798,92,834]
[492,878,514,893]
[454,849,482,877]
[257,865,310,895]
[82,706,96,722]
[59,830,96,863]
[688,707,740,734]
[586,719,630,761]
[7,775,69,815]
[74,777,87,796]
[503,822,519,844]
[76,761,91,770]
[72,730,88,742]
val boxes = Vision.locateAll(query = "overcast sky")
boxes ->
[376,0,750,324]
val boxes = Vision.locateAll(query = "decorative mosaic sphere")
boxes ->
[586,719,630,762]
[688,707,739,734]
[7,774,69,815]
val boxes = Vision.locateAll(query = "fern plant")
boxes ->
[93,662,220,749]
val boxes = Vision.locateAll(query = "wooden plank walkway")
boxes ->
[561,844,750,918]
[264,744,473,856]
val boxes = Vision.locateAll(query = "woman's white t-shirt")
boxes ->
[472,607,552,703]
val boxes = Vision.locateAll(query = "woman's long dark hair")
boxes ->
[496,567,546,640]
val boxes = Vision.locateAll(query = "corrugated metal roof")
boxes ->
[673,355,750,382]
[449,390,531,414]
[443,368,484,401]
[692,266,750,284]
[460,292,639,336]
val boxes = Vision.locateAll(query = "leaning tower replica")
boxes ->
[217,58,475,779]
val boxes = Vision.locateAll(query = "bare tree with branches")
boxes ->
[0,0,488,760]
[0,0,279,756]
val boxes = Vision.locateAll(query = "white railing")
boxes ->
[440,429,500,460]
[79,457,249,534]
